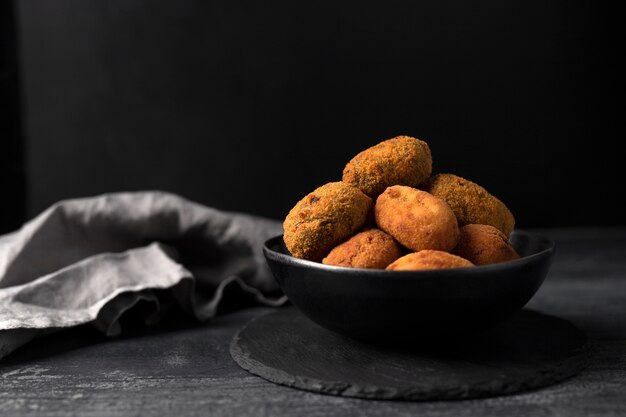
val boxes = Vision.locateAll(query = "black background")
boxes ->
[2,1,623,233]
[1,0,25,233]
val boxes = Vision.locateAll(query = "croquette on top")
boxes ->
[342,136,432,198]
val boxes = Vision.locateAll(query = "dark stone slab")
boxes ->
[230,307,590,401]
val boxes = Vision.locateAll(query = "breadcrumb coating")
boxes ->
[342,136,432,198]
[453,224,519,265]
[386,250,474,271]
[375,185,460,252]
[323,228,403,269]
[283,182,372,261]
[422,173,515,237]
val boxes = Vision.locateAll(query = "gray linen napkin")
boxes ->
[0,191,286,359]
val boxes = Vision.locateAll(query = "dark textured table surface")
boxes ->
[1,228,625,417]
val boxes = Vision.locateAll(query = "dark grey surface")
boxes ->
[1,227,626,416]
[231,308,589,400]
[15,0,624,228]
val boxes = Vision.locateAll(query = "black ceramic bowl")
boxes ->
[263,230,555,341]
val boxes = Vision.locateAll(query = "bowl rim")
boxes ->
[263,229,555,277]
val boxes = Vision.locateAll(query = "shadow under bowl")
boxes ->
[263,230,555,342]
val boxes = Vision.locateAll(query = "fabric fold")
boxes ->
[0,191,287,360]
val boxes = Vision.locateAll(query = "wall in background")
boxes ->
[14,0,623,228]
[1,0,25,234]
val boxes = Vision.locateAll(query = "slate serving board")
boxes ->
[230,307,590,401]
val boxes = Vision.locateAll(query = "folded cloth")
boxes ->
[0,191,286,359]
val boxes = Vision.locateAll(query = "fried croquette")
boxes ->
[322,228,403,269]
[342,136,432,198]
[386,250,474,271]
[283,182,372,261]
[375,185,460,252]
[453,224,520,265]
[422,173,515,237]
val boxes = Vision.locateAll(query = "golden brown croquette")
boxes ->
[422,173,515,237]
[283,182,372,261]
[453,224,520,265]
[323,228,403,269]
[375,185,460,252]
[342,136,432,198]
[386,250,474,271]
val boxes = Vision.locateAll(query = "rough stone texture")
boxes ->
[1,227,626,416]
[230,307,590,400]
